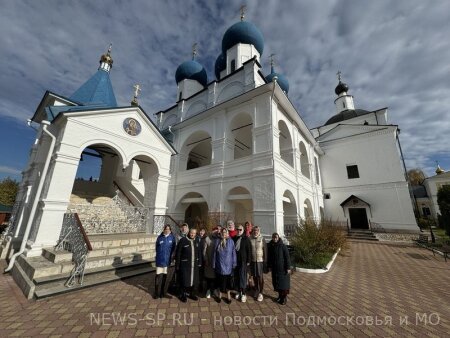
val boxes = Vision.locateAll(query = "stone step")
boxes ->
[88,233,157,249]
[347,234,379,241]
[34,258,154,285]
[19,248,156,280]
[34,264,155,299]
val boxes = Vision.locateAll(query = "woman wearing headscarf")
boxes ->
[175,228,201,302]
[249,225,267,302]
[233,224,251,302]
[154,224,176,299]
[213,228,237,304]
[267,233,291,305]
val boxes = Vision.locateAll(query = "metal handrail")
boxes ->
[55,212,92,287]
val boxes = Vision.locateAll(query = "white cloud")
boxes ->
[0,0,448,176]
[0,165,21,176]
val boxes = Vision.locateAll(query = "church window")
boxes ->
[346,165,360,179]
[231,59,236,72]
[179,91,183,101]
[343,102,345,108]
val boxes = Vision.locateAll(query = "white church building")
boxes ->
[1,16,418,298]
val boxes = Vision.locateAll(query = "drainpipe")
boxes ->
[5,121,56,272]
[270,77,279,235]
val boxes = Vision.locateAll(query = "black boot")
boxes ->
[180,289,187,303]
[189,288,198,301]
[276,291,281,303]
[160,274,167,298]
[280,296,287,305]
[154,274,162,299]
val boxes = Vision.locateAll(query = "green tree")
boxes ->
[437,185,450,236]
[0,177,19,206]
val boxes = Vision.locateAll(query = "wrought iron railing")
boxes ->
[153,215,182,238]
[0,200,22,242]
[284,223,299,238]
[55,213,92,287]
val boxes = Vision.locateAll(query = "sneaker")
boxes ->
[206,290,211,299]
[225,298,231,305]
[235,292,241,300]
[241,294,247,303]
[257,293,264,302]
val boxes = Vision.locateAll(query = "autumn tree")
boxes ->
[407,168,426,185]
[0,177,19,206]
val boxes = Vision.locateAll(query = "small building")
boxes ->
[423,165,450,219]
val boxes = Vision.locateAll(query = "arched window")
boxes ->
[278,120,294,167]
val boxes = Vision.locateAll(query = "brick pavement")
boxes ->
[0,240,449,337]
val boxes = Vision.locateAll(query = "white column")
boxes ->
[26,152,80,256]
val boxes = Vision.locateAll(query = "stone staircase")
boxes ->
[12,232,157,299]
[347,229,379,241]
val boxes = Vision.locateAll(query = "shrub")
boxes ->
[417,217,436,230]
[290,218,347,269]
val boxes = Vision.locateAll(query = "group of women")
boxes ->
[154,220,292,305]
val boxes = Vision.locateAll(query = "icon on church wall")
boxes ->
[123,118,141,136]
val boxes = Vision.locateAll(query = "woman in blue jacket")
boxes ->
[213,228,237,304]
[154,224,176,299]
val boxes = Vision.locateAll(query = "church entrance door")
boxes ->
[349,208,369,229]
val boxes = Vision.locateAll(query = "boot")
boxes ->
[280,296,287,305]
[276,291,281,303]
[160,274,167,298]
[189,288,198,301]
[154,274,162,299]
[225,291,231,304]
[180,289,187,303]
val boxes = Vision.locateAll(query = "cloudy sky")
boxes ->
[0,0,449,180]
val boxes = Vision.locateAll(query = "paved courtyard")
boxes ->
[0,240,449,337]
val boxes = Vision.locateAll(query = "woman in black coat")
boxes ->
[267,233,291,305]
[175,228,201,302]
[233,224,252,302]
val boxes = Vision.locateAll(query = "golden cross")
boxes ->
[107,43,112,55]
[337,70,342,82]
[240,4,246,21]
[269,53,276,68]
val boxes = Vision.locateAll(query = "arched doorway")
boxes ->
[230,113,253,160]
[71,144,122,199]
[227,186,253,224]
[175,192,209,229]
[278,120,294,167]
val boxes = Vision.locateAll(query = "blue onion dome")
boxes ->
[335,81,349,95]
[215,54,226,80]
[222,21,264,55]
[175,60,208,87]
[266,68,289,94]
